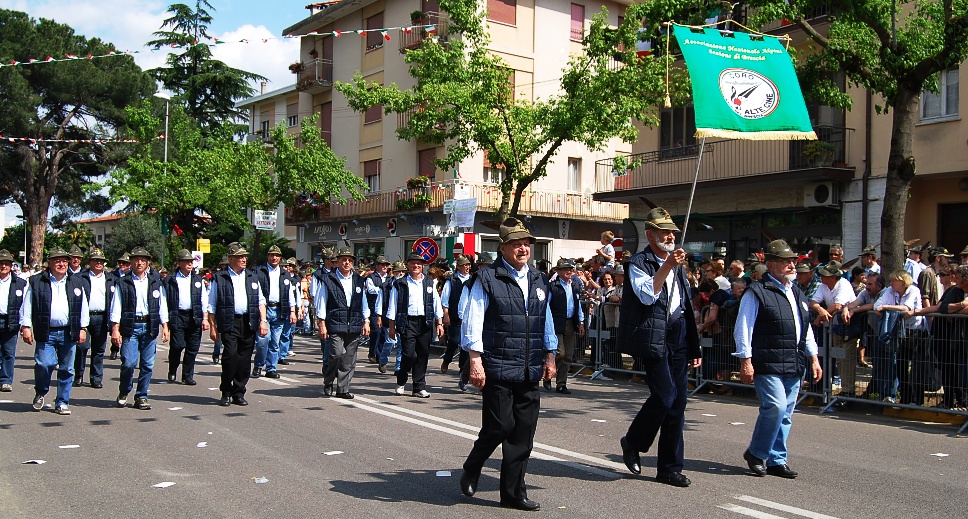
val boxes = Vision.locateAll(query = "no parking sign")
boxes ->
[413,237,439,263]
[191,251,204,270]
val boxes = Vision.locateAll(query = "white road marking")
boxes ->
[723,495,841,519]
[718,504,788,519]
[347,396,624,477]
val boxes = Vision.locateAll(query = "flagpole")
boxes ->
[679,136,706,245]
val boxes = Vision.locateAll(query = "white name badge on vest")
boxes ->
[74,287,82,297]
[284,279,290,286]
[195,282,201,288]
[152,289,160,299]
[251,282,258,290]
[536,288,545,301]
[427,286,433,294]
[355,287,362,294]
[15,289,22,297]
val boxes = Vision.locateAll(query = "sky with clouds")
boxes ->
[0,0,311,93]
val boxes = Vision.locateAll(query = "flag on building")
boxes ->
[443,233,476,260]
[670,25,816,141]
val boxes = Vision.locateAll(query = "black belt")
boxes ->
[178,309,194,314]
[407,315,428,321]
[267,302,280,307]
[233,314,249,319]
[49,326,68,332]
[134,315,150,323]
[89,310,106,316]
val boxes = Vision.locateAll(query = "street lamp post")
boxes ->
[16,214,26,266]
[154,92,170,268]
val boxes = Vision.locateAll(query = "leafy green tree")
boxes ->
[241,232,296,266]
[0,223,71,263]
[336,0,667,220]
[58,222,95,251]
[627,0,968,272]
[0,9,154,266]
[103,213,165,265]
[147,1,266,135]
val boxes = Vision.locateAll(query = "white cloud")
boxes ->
[210,24,299,93]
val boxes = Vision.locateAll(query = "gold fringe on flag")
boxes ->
[695,128,817,140]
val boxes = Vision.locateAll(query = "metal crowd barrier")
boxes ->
[578,298,968,434]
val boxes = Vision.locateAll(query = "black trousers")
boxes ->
[625,317,689,474]
[169,311,202,379]
[397,316,432,392]
[219,315,255,397]
[463,380,540,502]
[442,326,461,364]
[74,312,108,383]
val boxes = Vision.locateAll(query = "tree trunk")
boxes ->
[27,200,50,267]
[880,87,920,274]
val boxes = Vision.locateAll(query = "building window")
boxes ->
[567,157,581,192]
[659,105,698,159]
[259,120,270,140]
[418,148,437,179]
[366,12,384,51]
[363,159,380,191]
[487,0,516,25]
[922,67,959,120]
[483,152,505,184]
[320,102,332,147]
[570,4,585,41]
[286,103,298,127]
[364,104,382,125]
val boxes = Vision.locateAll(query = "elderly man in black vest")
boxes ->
[441,255,472,378]
[165,249,208,386]
[253,245,296,380]
[458,218,557,511]
[76,248,113,389]
[107,252,131,360]
[617,207,702,488]
[110,247,169,411]
[734,239,822,479]
[311,248,337,373]
[317,247,370,399]
[22,246,90,415]
[207,244,267,406]
[386,252,444,398]
[547,258,585,394]
[0,249,28,393]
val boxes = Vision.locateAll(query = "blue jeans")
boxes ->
[749,373,801,466]
[278,318,294,360]
[34,328,77,407]
[119,322,157,399]
[0,329,18,385]
[255,306,284,371]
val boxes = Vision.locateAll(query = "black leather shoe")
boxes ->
[500,498,540,511]
[323,384,334,397]
[656,471,691,487]
[335,392,354,399]
[459,470,479,497]
[110,352,118,360]
[72,379,82,387]
[766,464,798,479]
[90,380,103,389]
[543,379,552,391]
[556,385,572,394]
[265,370,281,379]
[277,358,290,365]
[168,373,176,383]
[231,395,249,406]
[212,355,219,365]
[182,377,197,386]
[251,368,262,378]
[218,393,231,407]
[620,436,641,475]
[744,449,767,477]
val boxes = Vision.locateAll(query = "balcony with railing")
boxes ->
[284,179,629,224]
[398,11,450,53]
[593,125,855,200]
[295,58,333,93]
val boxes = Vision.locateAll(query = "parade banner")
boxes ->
[671,26,816,140]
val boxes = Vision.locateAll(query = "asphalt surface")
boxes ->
[1,333,966,518]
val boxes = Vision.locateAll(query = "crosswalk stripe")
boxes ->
[733,495,840,519]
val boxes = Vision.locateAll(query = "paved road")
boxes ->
[1,334,966,518]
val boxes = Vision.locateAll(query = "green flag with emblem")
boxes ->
[671,25,816,141]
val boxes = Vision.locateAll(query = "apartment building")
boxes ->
[236,0,631,265]
[594,7,968,262]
